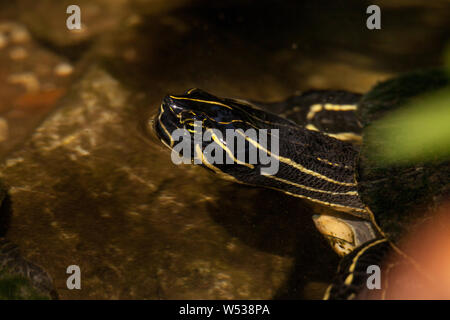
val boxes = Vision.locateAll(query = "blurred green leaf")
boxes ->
[368,88,450,164]
[0,270,49,300]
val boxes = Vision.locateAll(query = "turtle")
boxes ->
[151,69,449,299]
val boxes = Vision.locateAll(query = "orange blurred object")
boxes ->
[370,201,450,299]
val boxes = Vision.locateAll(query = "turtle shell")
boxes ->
[356,69,450,242]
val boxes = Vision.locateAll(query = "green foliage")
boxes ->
[367,87,450,164]
[0,270,50,300]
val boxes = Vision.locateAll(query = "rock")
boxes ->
[0,66,335,299]
[0,179,55,299]
[0,21,73,158]
[0,238,56,299]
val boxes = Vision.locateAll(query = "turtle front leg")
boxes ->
[323,238,391,299]
[323,237,435,300]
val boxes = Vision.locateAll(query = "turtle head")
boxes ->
[153,88,287,176]
[153,88,273,169]
[154,88,258,148]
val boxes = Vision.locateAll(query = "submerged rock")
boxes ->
[0,180,55,299]
[0,66,332,299]
[0,238,56,299]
